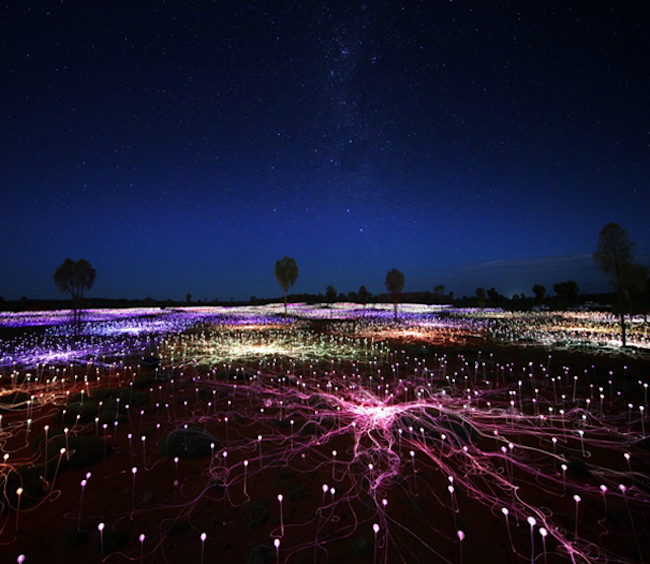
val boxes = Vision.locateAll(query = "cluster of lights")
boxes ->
[0,304,648,563]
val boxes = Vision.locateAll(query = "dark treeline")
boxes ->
[0,289,622,313]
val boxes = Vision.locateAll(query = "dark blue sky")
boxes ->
[1,1,648,301]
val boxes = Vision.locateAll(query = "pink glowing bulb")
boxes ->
[15,487,23,530]
[200,531,207,564]
[527,517,537,564]
[573,494,581,540]
[278,494,284,537]
[98,522,105,555]
[539,527,548,564]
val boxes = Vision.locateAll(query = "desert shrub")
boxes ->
[300,422,318,436]
[167,519,191,537]
[271,418,290,429]
[96,528,127,555]
[246,501,269,529]
[2,465,47,509]
[637,437,650,451]
[44,434,107,477]
[307,395,331,410]
[0,391,31,407]
[140,489,156,505]
[567,458,592,478]
[274,467,295,482]
[288,481,310,501]
[351,536,373,556]
[132,374,155,389]
[248,544,274,563]
[61,526,90,549]
[160,427,220,460]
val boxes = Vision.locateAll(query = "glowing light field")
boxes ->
[1,305,649,563]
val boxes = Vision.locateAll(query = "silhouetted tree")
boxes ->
[325,285,337,303]
[53,258,96,338]
[475,287,486,309]
[347,290,359,302]
[487,287,506,307]
[433,285,445,295]
[643,276,650,322]
[186,293,192,304]
[532,284,546,303]
[553,280,579,308]
[358,285,372,306]
[385,268,405,322]
[275,256,298,317]
[593,223,648,346]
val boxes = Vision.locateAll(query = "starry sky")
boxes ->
[1,1,649,302]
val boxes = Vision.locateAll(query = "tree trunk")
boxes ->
[620,311,627,347]
[70,292,79,339]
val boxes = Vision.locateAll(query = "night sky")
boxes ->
[2,1,649,302]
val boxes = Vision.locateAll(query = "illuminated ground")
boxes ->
[1,305,648,563]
